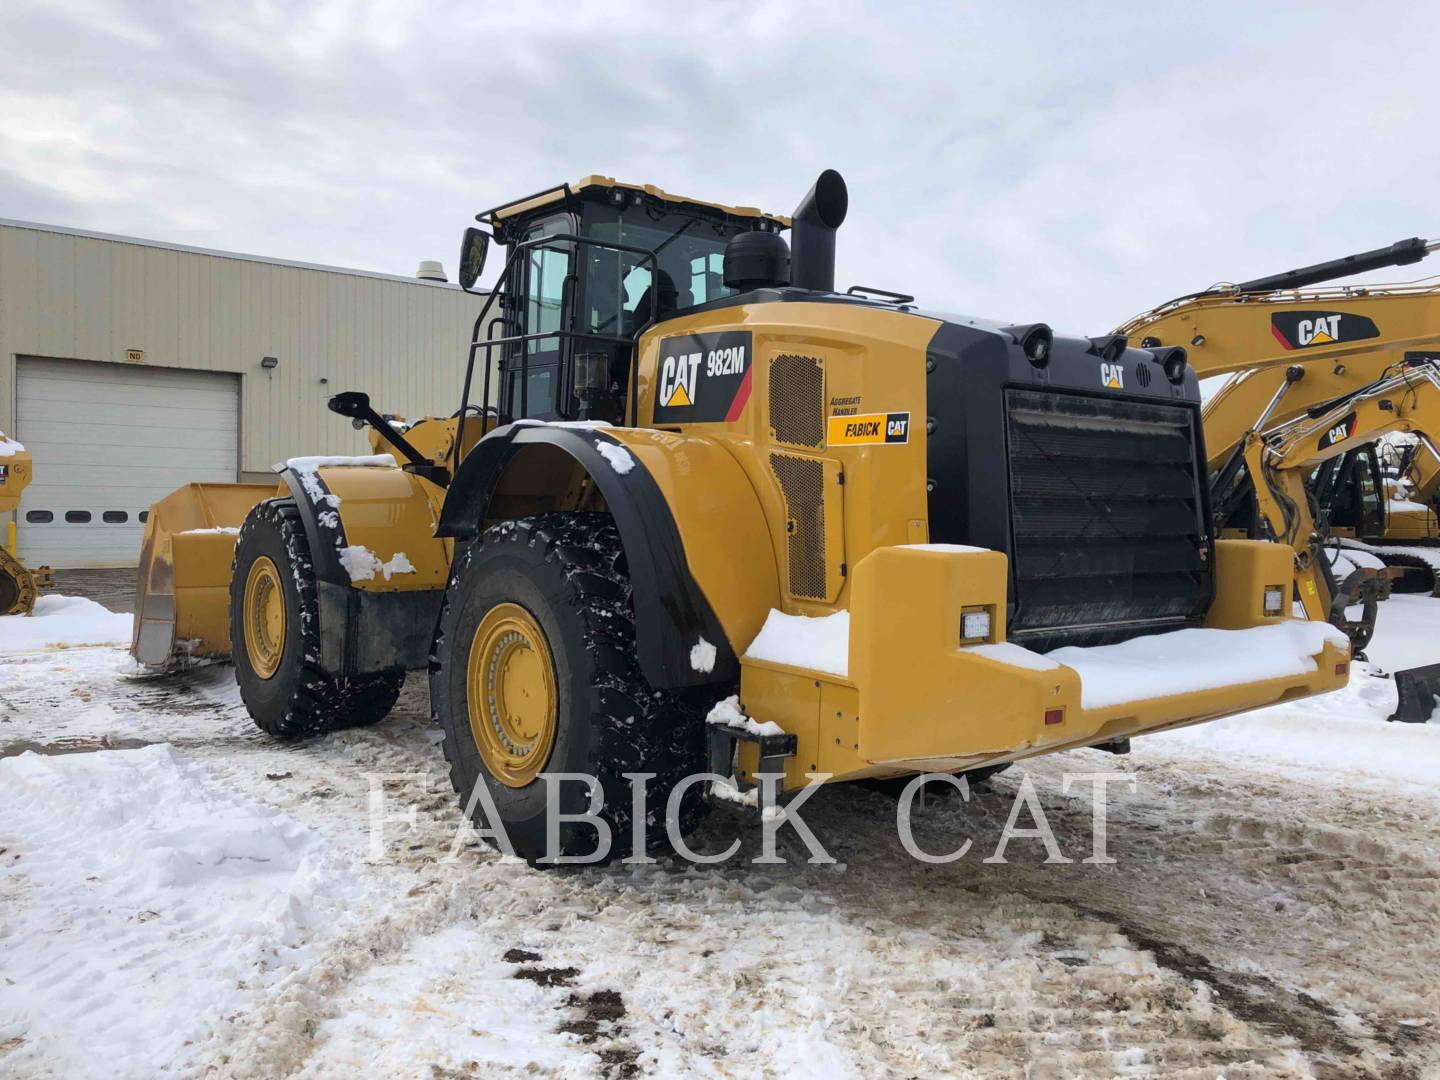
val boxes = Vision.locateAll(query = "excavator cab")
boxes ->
[467,179,787,425]
[1312,444,1387,538]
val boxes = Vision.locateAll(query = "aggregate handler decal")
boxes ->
[1317,411,1359,450]
[827,411,911,446]
[1270,311,1380,351]
[653,331,752,424]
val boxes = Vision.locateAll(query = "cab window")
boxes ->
[580,204,740,338]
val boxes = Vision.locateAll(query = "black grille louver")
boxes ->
[1004,389,1212,651]
[769,354,825,448]
[770,452,827,599]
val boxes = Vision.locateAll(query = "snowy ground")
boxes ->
[2,588,1439,1078]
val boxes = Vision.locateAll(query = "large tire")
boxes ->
[430,513,712,865]
[230,499,403,737]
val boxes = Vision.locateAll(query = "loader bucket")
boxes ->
[1389,662,1440,723]
[131,482,280,668]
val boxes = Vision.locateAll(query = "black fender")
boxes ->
[436,424,737,689]
[276,465,439,677]
[278,467,349,585]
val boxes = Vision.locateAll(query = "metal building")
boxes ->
[0,219,488,567]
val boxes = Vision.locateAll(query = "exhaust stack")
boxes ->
[790,169,848,292]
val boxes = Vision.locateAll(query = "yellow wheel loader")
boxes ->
[133,171,1350,863]
[0,432,52,616]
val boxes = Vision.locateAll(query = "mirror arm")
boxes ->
[327,393,450,485]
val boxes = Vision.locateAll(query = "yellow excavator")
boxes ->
[132,171,1350,862]
[1119,237,1440,719]
[0,431,51,616]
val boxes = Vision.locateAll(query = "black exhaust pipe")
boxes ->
[790,169,848,292]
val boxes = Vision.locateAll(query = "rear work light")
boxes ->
[961,607,992,643]
[1263,585,1285,616]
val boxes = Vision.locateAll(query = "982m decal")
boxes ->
[1270,310,1380,351]
[653,331,753,424]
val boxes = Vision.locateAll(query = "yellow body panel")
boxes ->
[316,465,450,592]
[633,301,939,620]
[601,428,780,657]
[1203,540,1293,629]
[1385,505,1440,541]
[0,438,33,516]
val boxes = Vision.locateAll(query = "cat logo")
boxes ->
[1297,314,1342,346]
[1271,310,1380,351]
[1100,362,1124,389]
[659,351,700,408]
[1317,411,1358,450]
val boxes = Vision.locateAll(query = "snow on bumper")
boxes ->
[1045,620,1351,711]
[845,543,1351,769]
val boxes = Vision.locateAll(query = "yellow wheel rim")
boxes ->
[243,556,287,680]
[466,603,558,788]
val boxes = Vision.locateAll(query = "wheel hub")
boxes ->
[242,555,286,679]
[466,603,557,787]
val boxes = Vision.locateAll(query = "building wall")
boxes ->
[0,220,495,483]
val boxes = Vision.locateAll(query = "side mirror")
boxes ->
[458,227,490,293]
[328,391,371,419]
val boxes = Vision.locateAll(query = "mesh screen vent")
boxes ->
[770,452,826,599]
[768,354,825,448]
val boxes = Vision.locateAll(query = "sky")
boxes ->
[1,0,1437,332]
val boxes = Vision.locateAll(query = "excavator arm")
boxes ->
[1116,238,1440,470]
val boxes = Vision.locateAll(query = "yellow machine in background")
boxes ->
[0,431,51,616]
[133,171,1351,863]
[1120,236,1440,719]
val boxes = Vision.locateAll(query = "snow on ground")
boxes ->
[2,588,1440,1076]
[0,594,132,650]
[0,744,365,1079]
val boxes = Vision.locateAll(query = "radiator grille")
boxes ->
[1004,389,1210,650]
[771,452,826,598]
[769,354,825,448]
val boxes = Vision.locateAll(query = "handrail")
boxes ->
[452,231,659,472]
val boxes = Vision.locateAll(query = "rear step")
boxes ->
[706,722,797,812]
[1389,662,1440,723]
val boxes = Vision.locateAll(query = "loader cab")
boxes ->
[478,179,785,424]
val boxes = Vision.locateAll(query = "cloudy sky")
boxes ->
[2,1,1437,331]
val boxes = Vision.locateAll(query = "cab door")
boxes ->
[502,215,572,420]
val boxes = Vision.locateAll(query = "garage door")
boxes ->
[16,358,240,568]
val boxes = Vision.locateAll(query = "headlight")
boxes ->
[961,608,992,642]
[1263,585,1285,616]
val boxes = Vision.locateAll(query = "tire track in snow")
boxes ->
[7,652,1440,1076]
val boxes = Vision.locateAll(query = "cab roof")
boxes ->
[479,175,791,230]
